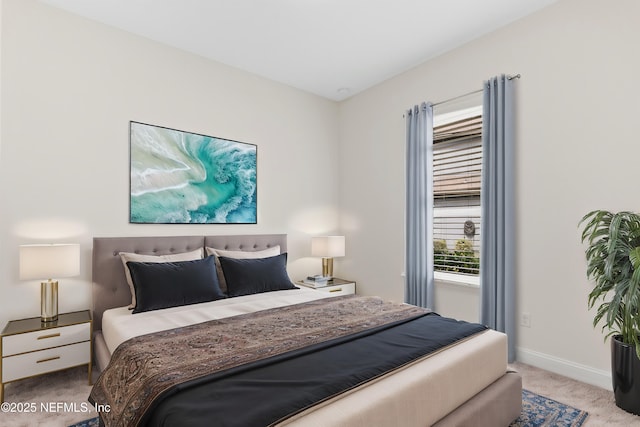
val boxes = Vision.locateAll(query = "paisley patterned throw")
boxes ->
[90,295,428,427]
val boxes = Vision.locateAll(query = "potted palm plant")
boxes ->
[580,210,640,415]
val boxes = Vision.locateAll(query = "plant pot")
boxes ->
[612,335,640,415]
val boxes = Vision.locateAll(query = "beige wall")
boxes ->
[339,0,640,388]
[0,0,340,328]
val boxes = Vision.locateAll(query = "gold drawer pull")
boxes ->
[37,333,61,340]
[329,288,343,293]
[37,356,61,364]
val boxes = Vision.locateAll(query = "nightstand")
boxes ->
[296,278,356,297]
[0,310,92,403]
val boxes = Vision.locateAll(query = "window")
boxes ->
[433,106,482,284]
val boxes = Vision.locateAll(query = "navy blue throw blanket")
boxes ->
[141,313,487,427]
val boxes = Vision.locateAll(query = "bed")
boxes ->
[90,234,522,426]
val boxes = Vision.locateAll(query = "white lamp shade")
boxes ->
[311,236,345,258]
[19,244,80,280]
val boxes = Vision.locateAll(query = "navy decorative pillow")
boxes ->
[218,253,297,297]
[128,256,226,314]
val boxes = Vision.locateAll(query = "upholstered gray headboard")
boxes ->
[91,234,287,331]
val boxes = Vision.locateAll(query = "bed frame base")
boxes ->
[433,370,522,426]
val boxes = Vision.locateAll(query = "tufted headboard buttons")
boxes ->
[92,235,287,331]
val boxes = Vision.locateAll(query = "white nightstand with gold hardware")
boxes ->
[295,278,356,297]
[0,310,92,403]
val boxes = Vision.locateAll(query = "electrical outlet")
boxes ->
[521,312,531,328]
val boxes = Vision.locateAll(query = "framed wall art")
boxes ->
[129,121,257,224]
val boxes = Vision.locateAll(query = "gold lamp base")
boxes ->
[41,280,58,323]
[321,257,334,279]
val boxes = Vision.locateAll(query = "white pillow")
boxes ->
[119,248,204,309]
[205,246,280,293]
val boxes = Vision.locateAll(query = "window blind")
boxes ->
[433,114,482,276]
[434,115,482,200]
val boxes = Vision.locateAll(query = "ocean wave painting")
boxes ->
[129,122,257,224]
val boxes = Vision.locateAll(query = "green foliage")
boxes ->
[455,239,474,252]
[434,239,448,253]
[580,210,640,359]
[433,239,479,275]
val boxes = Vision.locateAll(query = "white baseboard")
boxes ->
[516,347,612,391]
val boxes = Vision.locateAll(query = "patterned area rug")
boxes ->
[68,418,99,427]
[510,389,589,426]
[70,389,588,427]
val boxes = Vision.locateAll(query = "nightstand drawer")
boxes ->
[2,341,90,382]
[2,323,90,356]
[314,282,356,296]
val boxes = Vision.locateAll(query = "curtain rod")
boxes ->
[432,74,521,107]
[432,88,482,107]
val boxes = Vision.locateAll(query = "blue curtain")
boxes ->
[405,102,434,309]
[480,75,516,362]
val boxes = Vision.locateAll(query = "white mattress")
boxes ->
[101,289,508,427]
[102,287,330,354]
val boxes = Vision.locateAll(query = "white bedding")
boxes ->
[101,288,508,427]
[102,287,330,354]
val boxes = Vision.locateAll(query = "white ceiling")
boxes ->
[40,0,558,101]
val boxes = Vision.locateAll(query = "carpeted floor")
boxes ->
[2,366,97,427]
[2,362,639,426]
[511,362,640,426]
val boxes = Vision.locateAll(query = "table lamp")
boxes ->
[311,236,345,279]
[19,243,80,323]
